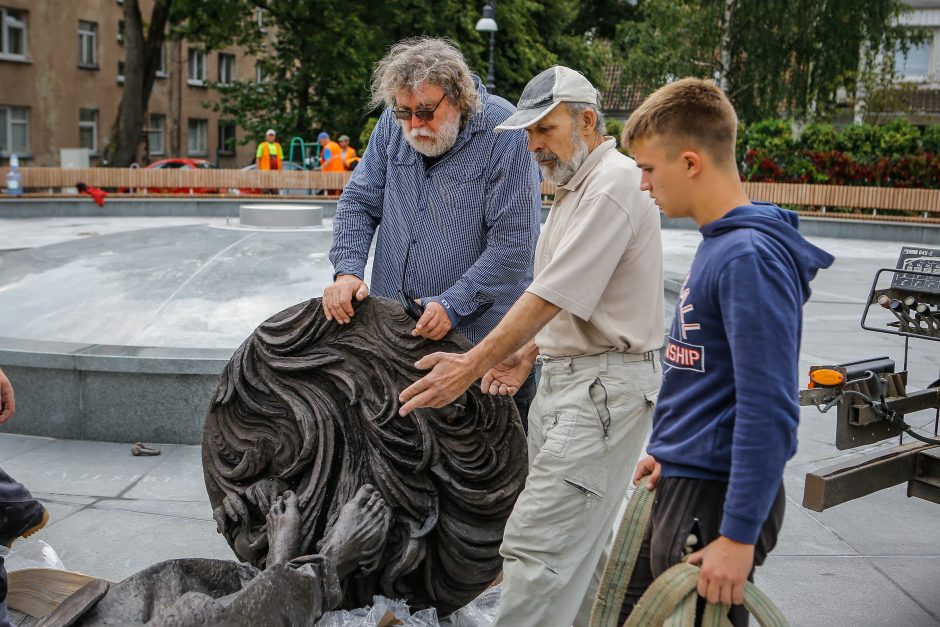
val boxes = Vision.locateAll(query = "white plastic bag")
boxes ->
[444,584,501,627]
[0,539,65,572]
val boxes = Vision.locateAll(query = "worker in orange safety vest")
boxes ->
[256,129,284,171]
[321,134,360,172]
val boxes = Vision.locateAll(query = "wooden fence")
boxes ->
[2,168,940,221]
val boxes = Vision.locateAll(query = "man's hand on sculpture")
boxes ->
[481,350,533,396]
[412,301,452,340]
[323,274,369,324]
[688,536,755,606]
[398,352,480,415]
[0,367,15,424]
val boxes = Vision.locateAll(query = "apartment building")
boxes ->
[0,0,262,166]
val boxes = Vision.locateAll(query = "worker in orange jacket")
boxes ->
[317,132,342,168]
[321,134,360,172]
[256,129,284,171]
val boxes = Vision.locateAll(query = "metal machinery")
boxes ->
[801,246,940,512]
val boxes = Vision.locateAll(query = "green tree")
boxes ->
[103,0,174,166]
[614,0,925,123]
[175,0,613,148]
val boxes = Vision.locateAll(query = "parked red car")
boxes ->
[141,158,220,194]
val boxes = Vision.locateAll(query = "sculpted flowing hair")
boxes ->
[623,77,738,165]
[203,297,526,614]
[369,37,480,123]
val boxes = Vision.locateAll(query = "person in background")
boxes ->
[0,367,51,626]
[337,135,358,167]
[256,129,283,171]
[318,132,341,168]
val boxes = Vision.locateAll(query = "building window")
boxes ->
[896,37,933,80]
[188,48,206,85]
[79,108,98,154]
[255,62,267,83]
[155,42,167,77]
[218,53,234,84]
[218,122,235,154]
[117,19,124,44]
[0,106,29,156]
[148,114,165,156]
[256,8,266,32]
[117,60,125,83]
[78,21,97,68]
[187,118,207,155]
[0,7,27,60]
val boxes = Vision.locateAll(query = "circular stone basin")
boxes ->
[239,204,323,228]
[0,221,358,444]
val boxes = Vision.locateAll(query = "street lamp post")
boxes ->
[475,3,498,92]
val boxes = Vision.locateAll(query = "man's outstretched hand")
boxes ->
[398,352,482,415]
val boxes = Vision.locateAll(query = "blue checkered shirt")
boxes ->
[330,80,541,344]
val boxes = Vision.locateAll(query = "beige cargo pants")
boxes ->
[494,351,659,627]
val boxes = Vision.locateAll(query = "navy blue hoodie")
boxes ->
[649,202,834,544]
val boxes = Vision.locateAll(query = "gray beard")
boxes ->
[536,133,590,186]
[403,113,461,157]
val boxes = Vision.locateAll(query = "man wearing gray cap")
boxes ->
[399,66,663,626]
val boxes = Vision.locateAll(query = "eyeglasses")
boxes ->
[392,94,447,122]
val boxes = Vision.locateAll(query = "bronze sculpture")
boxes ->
[40,297,527,625]
[203,296,527,615]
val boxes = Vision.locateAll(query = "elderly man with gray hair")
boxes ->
[326,36,541,422]
[399,66,664,626]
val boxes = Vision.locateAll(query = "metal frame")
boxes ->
[803,443,940,511]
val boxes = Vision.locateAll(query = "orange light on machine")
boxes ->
[808,368,845,388]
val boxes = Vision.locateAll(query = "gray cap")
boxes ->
[494,66,597,132]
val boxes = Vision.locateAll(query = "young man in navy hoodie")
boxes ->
[618,78,834,625]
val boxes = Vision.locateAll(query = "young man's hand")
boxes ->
[322,274,369,324]
[632,454,661,490]
[688,536,755,606]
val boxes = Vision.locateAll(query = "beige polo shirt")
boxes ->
[528,138,664,357]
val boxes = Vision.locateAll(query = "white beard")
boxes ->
[403,113,461,158]
[534,130,590,186]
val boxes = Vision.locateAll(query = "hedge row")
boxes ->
[738,119,940,188]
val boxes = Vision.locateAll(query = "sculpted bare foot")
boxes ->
[266,490,302,567]
[318,484,390,579]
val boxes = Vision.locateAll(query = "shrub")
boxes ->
[879,118,921,157]
[923,125,940,153]
[742,149,783,182]
[742,119,793,156]
[798,123,838,152]
[835,123,882,162]
[806,151,875,186]
[783,154,827,183]
[605,118,624,144]
[359,117,379,152]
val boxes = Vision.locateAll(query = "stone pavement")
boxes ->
[1,217,938,625]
